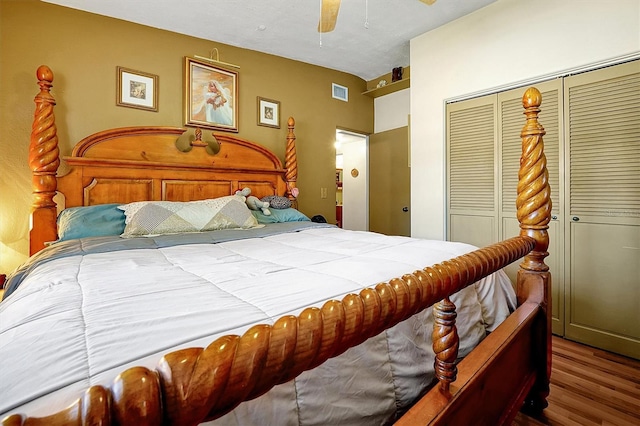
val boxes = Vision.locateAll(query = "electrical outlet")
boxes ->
[321,188,327,199]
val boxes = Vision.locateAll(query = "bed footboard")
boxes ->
[2,237,536,426]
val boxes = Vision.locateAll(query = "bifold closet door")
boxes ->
[564,60,640,360]
[446,95,498,248]
[498,80,564,336]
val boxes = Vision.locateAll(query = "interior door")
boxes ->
[564,60,640,360]
[369,127,410,236]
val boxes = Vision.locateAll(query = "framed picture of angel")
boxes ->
[184,56,238,132]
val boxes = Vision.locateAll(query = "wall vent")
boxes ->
[332,83,348,102]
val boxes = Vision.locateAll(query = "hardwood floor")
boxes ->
[513,336,640,426]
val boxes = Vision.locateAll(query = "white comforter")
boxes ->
[0,223,516,425]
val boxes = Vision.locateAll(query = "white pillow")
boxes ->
[119,195,259,237]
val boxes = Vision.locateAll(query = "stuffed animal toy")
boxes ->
[234,187,251,198]
[246,196,271,216]
[235,187,271,215]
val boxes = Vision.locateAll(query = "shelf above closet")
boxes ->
[362,79,410,98]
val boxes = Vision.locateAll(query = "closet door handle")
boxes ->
[572,216,580,222]
[551,215,557,220]
[402,206,409,212]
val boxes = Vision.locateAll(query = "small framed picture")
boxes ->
[116,67,158,112]
[257,97,280,129]
[184,56,238,132]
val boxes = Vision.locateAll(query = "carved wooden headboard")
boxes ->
[29,66,298,254]
[57,126,296,207]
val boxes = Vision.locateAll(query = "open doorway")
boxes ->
[335,129,368,231]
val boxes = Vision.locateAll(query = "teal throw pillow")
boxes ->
[57,204,126,241]
[251,208,310,224]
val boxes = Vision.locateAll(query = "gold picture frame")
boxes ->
[116,66,158,112]
[184,56,238,132]
[257,97,280,129]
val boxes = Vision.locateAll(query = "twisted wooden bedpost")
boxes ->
[429,86,552,406]
[432,297,459,394]
[517,87,552,414]
[29,65,60,255]
[284,117,298,202]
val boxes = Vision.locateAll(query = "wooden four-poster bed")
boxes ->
[0,65,552,425]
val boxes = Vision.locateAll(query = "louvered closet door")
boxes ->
[446,95,498,247]
[498,80,564,335]
[564,60,640,360]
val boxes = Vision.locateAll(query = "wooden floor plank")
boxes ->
[513,336,640,426]
[553,343,640,384]
[551,356,640,396]
[548,383,639,426]
[550,367,640,414]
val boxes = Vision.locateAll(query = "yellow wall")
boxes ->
[0,0,373,274]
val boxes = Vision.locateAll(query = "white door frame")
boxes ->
[336,130,368,231]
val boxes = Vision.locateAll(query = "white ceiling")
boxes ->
[43,0,495,81]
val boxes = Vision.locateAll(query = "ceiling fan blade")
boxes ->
[318,0,341,33]
[419,0,437,5]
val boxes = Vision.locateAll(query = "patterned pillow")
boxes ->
[119,196,259,237]
[261,195,292,209]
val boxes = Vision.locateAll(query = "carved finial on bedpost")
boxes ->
[517,87,552,414]
[29,65,60,255]
[285,117,298,201]
[518,87,551,272]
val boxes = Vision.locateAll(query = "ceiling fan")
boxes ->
[318,0,437,33]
